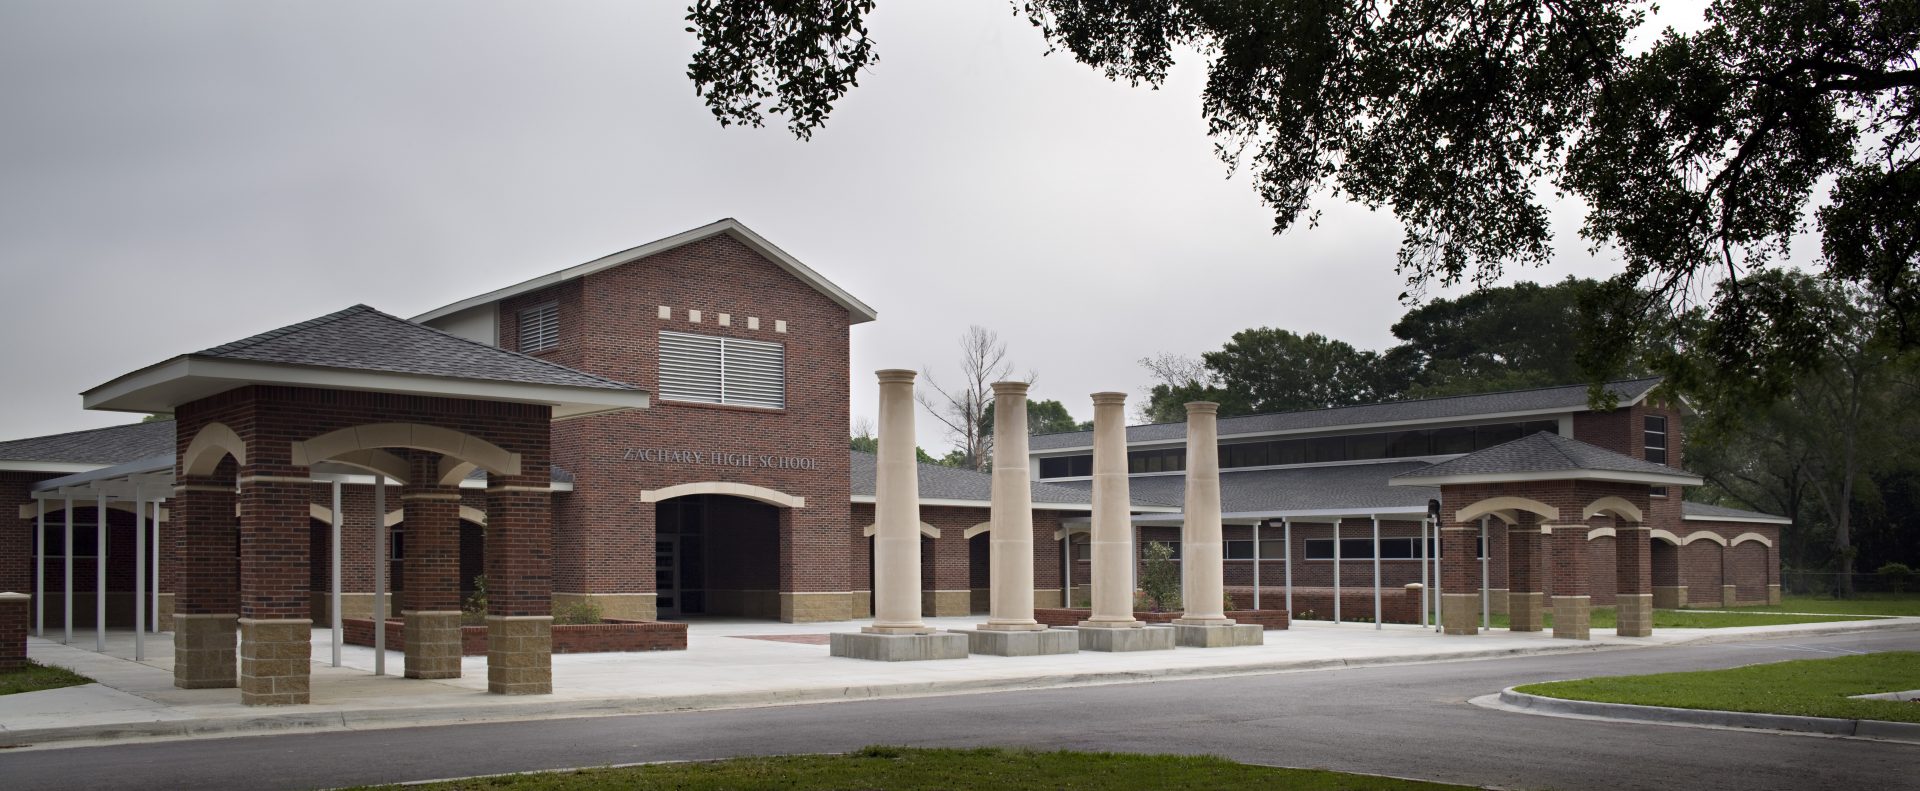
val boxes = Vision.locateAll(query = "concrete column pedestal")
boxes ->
[1173,622,1263,647]
[173,613,238,689]
[1767,584,1781,605]
[487,615,552,695]
[404,610,464,679]
[1652,585,1687,609]
[1721,584,1738,608]
[1615,593,1653,637]
[1074,624,1176,652]
[1508,591,1545,632]
[239,617,311,706]
[1441,593,1480,635]
[1552,595,1591,640]
[954,628,1078,656]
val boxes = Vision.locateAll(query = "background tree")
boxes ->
[980,398,1092,440]
[1389,279,1602,397]
[849,416,878,454]
[686,0,1920,401]
[918,325,1030,472]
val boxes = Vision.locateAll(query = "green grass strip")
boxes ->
[360,746,1474,790]
[1732,594,1920,617]
[1516,651,1920,724]
[1485,607,1877,630]
[0,660,94,696]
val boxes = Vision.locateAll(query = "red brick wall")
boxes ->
[2,472,60,594]
[505,234,851,598]
[850,502,1070,603]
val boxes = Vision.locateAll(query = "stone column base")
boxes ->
[955,628,1078,656]
[173,613,238,689]
[486,615,552,695]
[1552,596,1591,640]
[1652,585,1687,609]
[1441,593,1479,635]
[977,619,1047,632]
[780,591,853,623]
[1486,589,1510,615]
[1173,622,1263,648]
[1767,584,1782,605]
[1614,593,1653,637]
[404,610,464,679]
[553,592,655,622]
[1508,592,1545,632]
[1074,624,1175,652]
[830,630,968,661]
[239,618,312,706]
[1721,584,1737,609]
[157,593,176,632]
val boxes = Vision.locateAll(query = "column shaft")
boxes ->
[1439,523,1480,635]
[172,477,238,690]
[1083,392,1142,628]
[1175,402,1230,625]
[486,477,553,694]
[403,455,465,679]
[1507,522,1544,632]
[238,474,312,705]
[868,370,930,634]
[1550,525,1592,640]
[983,382,1041,630]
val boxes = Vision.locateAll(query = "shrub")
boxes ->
[1223,591,1237,611]
[1138,541,1182,612]
[553,598,604,625]
[1879,562,1914,594]
[461,575,489,626]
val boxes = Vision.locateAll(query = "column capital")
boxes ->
[1091,391,1127,406]
[1184,401,1220,415]
[991,380,1030,396]
[876,369,917,384]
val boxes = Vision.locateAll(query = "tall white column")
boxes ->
[1175,402,1231,625]
[983,381,1043,631]
[867,369,931,634]
[1082,392,1142,628]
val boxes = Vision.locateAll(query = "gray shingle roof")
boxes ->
[1045,461,1438,516]
[197,304,639,391]
[0,420,174,464]
[1390,431,1691,482]
[1028,378,1663,450]
[1682,501,1789,523]
[848,450,1168,509]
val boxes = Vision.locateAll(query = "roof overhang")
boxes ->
[0,460,108,474]
[411,218,879,326]
[1388,468,1703,487]
[847,494,1176,513]
[1029,409,1582,455]
[1684,513,1791,525]
[1059,507,1429,526]
[82,356,650,420]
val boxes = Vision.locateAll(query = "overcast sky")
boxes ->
[1,1,1747,451]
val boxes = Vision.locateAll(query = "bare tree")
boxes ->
[1136,352,1212,422]
[918,326,1029,471]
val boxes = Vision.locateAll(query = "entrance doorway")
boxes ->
[656,536,680,617]
[655,494,779,618]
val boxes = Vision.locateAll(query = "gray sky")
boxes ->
[0,1,1742,452]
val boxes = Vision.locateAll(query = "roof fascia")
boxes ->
[410,218,878,326]
[1387,468,1703,487]
[846,494,1175,512]
[0,461,108,474]
[1030,407,1582,455]
[1683,513,1791,525]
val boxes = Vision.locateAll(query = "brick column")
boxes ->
[1614,524,1653,637]
[402,456,463,680]
[237,474,313,706]
[0,592,26,670]
[485,477,552,695]
[172,477,238,690]
[1651,539,1685,609]
[1767,542,1782,605]
[1439,522,1480,635]
[1506,522,1544,632]
[1549,525,1591,640]
[1720,546,1737,608]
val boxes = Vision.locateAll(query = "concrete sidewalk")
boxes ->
[5,615,1916,749]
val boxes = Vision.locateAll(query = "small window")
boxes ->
[518,302,559,353]
[1224,540,1255,560]
[390,526,405,561]
[1644,414,1668,465]
[659,331,786,409]
[1258,538,1286,559]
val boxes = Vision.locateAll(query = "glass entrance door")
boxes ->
[656,536,679,617]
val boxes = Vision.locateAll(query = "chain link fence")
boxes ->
[1781,569,1916,596]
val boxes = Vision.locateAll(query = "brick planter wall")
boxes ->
[343,617,686,655]
[0,593,27,670]
[1032,607,1290,630]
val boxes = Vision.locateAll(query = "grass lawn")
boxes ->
[1483,607,1877,630]
[1517,651,1920,724]
[0,660,94,696]
[1731,593,1920,617]
[359,746,1474,791]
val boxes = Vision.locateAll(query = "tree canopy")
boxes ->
[686,0,1920,401]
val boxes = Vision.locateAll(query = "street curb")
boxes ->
[0,641,1622,748]
[1492,687,1920,744]
[1652,619,1920,645]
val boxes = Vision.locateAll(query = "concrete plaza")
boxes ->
[4,615,1914,748]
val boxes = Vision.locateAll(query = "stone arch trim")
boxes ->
[963,522,993,539]
[1650,528,1682,544]
[290,423,521,483]
[181,422,246,476]
[861,522,940,538]
[1587,526,1616,540]
[1582,496,1643,523]
[639,481,805,509]
[1730,532,1773,548]
[1456,496,1558,524]
[319,449,411,485]
[1678,530,1729,546]
[382,505,488,527]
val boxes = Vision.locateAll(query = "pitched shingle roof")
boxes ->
[1028,378,1663,451]
[198,305,638,391]
[1682,501,1790,523]
[0,420,174,465]
[849,450,1173,509]
[1390,432,1698,484]
[1045,461,1438,516]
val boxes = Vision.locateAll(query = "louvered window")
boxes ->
[659,331,785,409]
[518,302,559,353]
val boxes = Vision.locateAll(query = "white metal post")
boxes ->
[1419,517,1430,628]
[1252,520,1262,611]
[151,499,160,632]
[1371,514,1382,630]
[1283,518,1293,619]
[1433,517,1443,633]
[34,498,44,636]
[1332,518,1342,624]
[96,493,107,652]
[63,496,72,645]
[134,490,146,661]
[1480,516,1491,630]
[373,475,387,676]
[331,481,343,668]
[1062,533,1072,607]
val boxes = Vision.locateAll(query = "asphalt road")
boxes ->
[4,629,1918,790]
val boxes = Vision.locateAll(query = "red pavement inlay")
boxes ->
[731,634,834,645]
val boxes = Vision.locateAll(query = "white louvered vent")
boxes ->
[518,303,559,353]
[660,331,785,409]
